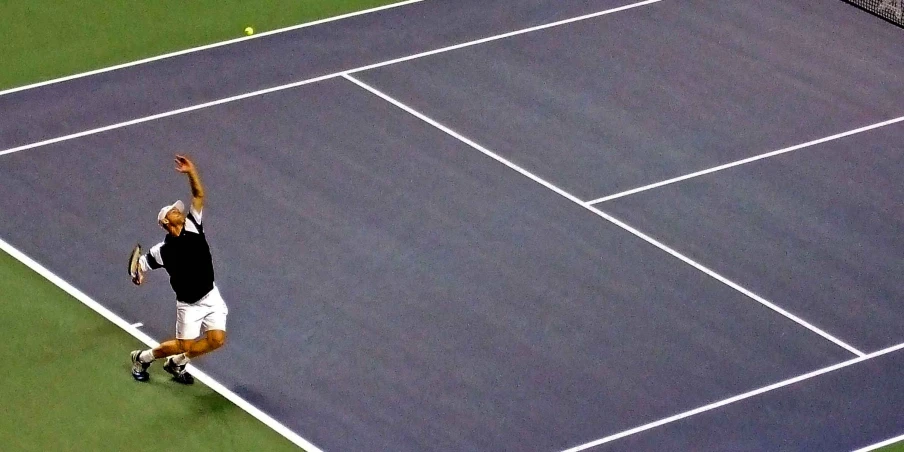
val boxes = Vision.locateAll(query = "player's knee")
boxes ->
[208,331,226,349]
[177,339,193,353]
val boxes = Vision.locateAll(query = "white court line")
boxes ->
[561,341,904,452]
[342,73,866,358]
[343,0,664,75]
[0,0,425,98]
[853,433,904,452]
[586,115,904,204]
[0,2,665,448]
[0,238,323,452]
[0,73,335,158]
[131,322,144,328]
[343,75,903,450]
[0,0,664,159]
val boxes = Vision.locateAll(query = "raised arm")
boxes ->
[175,155,204,211]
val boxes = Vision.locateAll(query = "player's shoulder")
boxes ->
[184,218,202,234]
[188,206,204,223]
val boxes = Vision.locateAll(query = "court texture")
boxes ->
[2,1,904,451]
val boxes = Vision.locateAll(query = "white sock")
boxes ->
[138,349,155,364]
[171,353,190,366]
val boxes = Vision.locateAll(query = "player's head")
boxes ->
[157,200,185,231]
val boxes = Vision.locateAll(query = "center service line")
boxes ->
[586,114,904,204]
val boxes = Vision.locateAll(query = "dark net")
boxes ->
[843,0,904,27]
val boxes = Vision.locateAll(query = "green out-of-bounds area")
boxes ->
[880,441,904,451]
[0,249,302,451]
[0,0,403,91]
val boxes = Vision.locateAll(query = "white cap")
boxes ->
[157,200,185,224]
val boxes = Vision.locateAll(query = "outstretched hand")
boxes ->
[176,154,205,210]
[175,155,196,174]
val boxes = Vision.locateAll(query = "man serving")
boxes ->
[130,155,227,384]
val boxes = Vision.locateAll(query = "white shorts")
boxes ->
[175,286,228,340]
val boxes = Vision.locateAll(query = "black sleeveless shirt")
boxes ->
[150,213,215,303]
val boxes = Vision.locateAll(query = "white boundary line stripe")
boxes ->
[131,322,144,328]
[0,0,664,158]
[595,216,866,356]
[587,115,904,204]
[342,74,866,358]
[852,433,904,452]
[0,0,424,97]
[0,238,322,452]
[561,342,904,452]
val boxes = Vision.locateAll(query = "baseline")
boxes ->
[854,433,904,452]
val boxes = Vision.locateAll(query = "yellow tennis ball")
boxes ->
[244,26,254,36]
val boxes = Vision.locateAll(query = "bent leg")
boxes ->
[134,338,187,365]
[185,329,226,359]
[152,339,184,359]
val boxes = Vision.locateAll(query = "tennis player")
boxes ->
[129,155,227,384]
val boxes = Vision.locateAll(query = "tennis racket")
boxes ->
[128,243,142,285]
